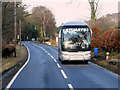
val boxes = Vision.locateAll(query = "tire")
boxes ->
[84,60,88,64]
[59,57,61,61]
[61,60,68,64]
[61,60,65,64]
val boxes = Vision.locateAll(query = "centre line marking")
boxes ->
[32,43,74,88]
[53,59,57,63]
[61,70,67,79]
[51,55,54,59]
[57,63,61,68]
[68,84,74,90]
[48,53,50,55]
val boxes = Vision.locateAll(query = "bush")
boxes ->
[91,26,101,51]
[100,52,116,56]
[101,29,120,52]
[2,44,15,58]
[100,52,106,56]
[109,53,116,56]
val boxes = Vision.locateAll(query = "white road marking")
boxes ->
[6,43,30,89]
[51,55,54,59]
[53,59,57,63]
[61,70,67,79]
[27,42,120,77]
[48,53,50,56]
[30,43,74,89]
[90,62,119,77]
[44,50,47,53]
[6,42,73,89]
[32,44,35,46]
[38,46,41,48]
[57,63,61,68]
[68,84,74,90]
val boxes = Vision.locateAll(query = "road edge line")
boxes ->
[6,43,30,89]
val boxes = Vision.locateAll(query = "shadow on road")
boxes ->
[61,61,89,65]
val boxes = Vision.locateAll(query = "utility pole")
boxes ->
[19,19,21,46]
[14,0,17,57]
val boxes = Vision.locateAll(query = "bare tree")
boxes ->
[88,0,99,25]
[32,6,56,41]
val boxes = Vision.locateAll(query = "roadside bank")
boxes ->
[1,44,28,88]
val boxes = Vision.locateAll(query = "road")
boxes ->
[7,41,119,89]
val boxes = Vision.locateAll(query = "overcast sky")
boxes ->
[23,0,119,27]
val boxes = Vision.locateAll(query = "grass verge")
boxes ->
[91,57,120,76]
[2,44,27,88]
[2,44,27,74]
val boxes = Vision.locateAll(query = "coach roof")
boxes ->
[62,21,89,27]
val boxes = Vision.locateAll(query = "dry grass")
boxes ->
[110,54,120,59]
[49,40,57,47]
[35,40,57,47]
[2,44,27,74]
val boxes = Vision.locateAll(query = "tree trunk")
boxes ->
[88,0,98,26]
[91,1,96,25]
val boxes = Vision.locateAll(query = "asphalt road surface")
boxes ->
[7,41,119,89]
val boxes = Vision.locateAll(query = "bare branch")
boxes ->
[88,0,91,4]
[95,2,98,13]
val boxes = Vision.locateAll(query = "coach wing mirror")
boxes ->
[90,29,93,37]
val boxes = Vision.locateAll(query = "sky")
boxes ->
[23,0,119,27]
